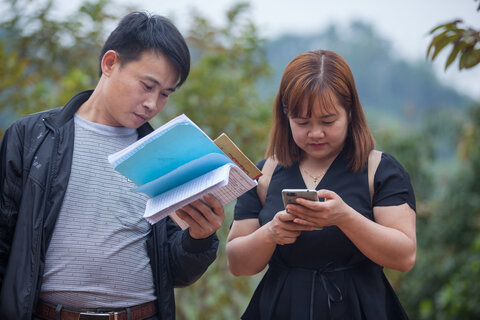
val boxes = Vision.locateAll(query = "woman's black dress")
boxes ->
[233,149,416,320]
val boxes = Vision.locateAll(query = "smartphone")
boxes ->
[282,189,324,230]
[282,189,319,207]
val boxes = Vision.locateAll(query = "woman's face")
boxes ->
[288,95,349,163]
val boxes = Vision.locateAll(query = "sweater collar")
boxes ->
[45,89,154,137]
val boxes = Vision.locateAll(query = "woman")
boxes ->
[226,50,416,319]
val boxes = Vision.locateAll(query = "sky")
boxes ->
[58,0,480,100]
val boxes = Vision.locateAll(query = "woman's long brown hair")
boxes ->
[265,50,374,172]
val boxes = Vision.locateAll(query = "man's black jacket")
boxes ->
[0,90,218,320]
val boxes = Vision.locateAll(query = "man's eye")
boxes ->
[142,82,153,91]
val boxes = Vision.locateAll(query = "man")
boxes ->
[0,11,225,320]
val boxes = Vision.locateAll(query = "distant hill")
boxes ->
[260,21,473,118]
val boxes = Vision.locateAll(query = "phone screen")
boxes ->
[281,189,319,207]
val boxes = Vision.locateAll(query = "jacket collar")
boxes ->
[45,89,154,137]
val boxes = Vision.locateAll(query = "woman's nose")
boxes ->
[308,125,325,138]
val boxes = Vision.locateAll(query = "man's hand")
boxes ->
[174,194,225,239]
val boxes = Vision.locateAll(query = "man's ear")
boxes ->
[101,50,119,77]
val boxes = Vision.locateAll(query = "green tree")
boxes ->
[264,20,471,119]
[397,1,480,318]
[398,101,480,320]
[1,1,272,318]
[157,2,272,163]
[372,118,435,291]
[426,0,480,70]
[167,3,272,319]
[0,0,118,133]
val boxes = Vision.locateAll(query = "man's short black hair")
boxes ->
[99,11,190,88]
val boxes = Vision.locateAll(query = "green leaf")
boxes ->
[427,29,450,58]
[460,47,480,69]
[444,41,467,70]
[431,33,461,60]
[459,46,473,69]
[429,20,461,34]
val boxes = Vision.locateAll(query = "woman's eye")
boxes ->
[295,121,309,126]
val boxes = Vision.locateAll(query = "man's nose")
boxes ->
[144,96,158,113]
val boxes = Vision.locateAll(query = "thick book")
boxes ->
[108,114,258,227]
[214,133,262,180]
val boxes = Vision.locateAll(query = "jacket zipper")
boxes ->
[27,118,60,318]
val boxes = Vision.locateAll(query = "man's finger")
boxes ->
[176,206,204,227]
[202,194,224,216]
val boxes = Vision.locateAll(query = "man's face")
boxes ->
[100,50,179,128]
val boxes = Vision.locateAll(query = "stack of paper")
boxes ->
[108,114,258,226]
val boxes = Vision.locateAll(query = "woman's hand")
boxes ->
[286,189,355,229]
[288,189,417,271]
[267,210,314,245]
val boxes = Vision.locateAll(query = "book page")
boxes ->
[106,114,259,228]
[108,114,192,167]
[144,163,256,225]
[108,114,228,187]
[209,165,258,204]
[144,164,231,224]
[133,152,231,197]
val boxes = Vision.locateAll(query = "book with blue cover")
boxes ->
[108,114,259,227]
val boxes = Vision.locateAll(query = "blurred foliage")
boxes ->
[398,102,480,320]
[1,0,271,318]
[374,123,435,203]
[174,205,265,320]
[426,0,480,71]
[0,0,118,120]
[400,1,480,318]
[2,0,480,319]
[166,3,272,319]
[155,2,272,164]
[264,21,472,117]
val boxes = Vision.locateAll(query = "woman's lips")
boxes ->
[309,142,326,148]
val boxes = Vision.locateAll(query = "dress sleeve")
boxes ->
[233,159,265,220]
[373,153,416,212]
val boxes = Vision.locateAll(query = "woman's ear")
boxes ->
[100,50,119,77]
